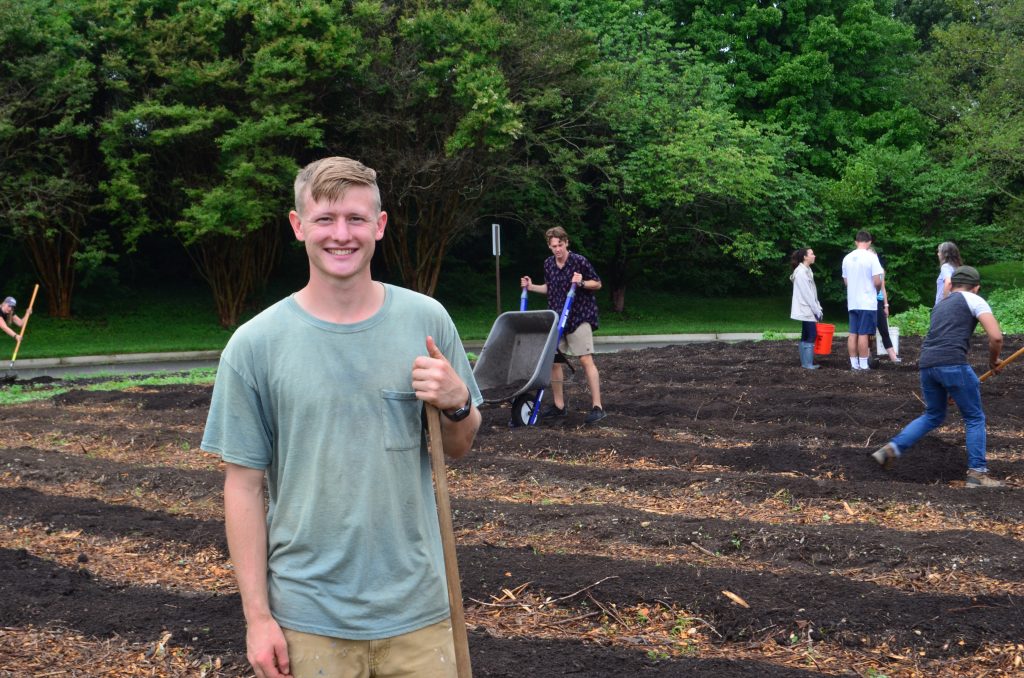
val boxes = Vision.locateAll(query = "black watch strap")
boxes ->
[442,396,473,422]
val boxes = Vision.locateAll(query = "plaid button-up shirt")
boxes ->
[543,251,601,334]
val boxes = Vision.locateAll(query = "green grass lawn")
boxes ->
[13,288,237,360]
[448,291,797,340]
[13,263,1020,360]
[12,286,800,359]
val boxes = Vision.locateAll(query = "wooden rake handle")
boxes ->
[979,344,1024,382]
[9,283,39,364]
[425,404,473,678]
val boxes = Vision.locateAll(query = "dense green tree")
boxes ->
[914,0,1024,262]
[893,0,963,46]
[0,0,112,317]
[1,0,1016,321]
[101,0,336,326]
[541,0,825,308]
[660,0,993,306]
[667,0,921,163]
[322,0,604,297]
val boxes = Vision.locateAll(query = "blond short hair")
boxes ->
[294,157,381,216]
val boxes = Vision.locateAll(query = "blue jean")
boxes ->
[800,321,817,343]
[890,365,987,472]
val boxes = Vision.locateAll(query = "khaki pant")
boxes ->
[558,321,595,356]
[281,619,457,678]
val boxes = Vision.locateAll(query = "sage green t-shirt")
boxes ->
[201,284,482,640]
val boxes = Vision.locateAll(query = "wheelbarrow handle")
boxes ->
[556,283,577,341]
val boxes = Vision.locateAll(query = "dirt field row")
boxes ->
[2,337,1023,676]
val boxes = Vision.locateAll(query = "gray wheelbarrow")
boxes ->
[473,285,577,427]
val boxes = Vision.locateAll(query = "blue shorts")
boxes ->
[848,309,877,336]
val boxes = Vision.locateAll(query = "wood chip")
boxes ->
[721,590,750,608]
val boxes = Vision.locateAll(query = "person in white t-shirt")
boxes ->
[841,230,884,370]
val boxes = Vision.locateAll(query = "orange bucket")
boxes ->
[814,323,835,355]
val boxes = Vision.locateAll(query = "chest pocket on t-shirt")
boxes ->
[381,390,422,451]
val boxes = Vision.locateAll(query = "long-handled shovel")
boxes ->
[4,283,39,383]
[425,405,473,678]
[944,344,1024,405]
[980,344,1024,382]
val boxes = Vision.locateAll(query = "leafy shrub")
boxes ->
[890,305,932,336]
[987,288,1024,334]
[890,288,1024,336]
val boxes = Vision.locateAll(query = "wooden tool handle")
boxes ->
[979,344,1024,382]
[425,405,473,678]
[9,284,39,364]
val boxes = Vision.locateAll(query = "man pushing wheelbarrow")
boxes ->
[520,226,606,424]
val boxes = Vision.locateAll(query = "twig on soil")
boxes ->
[586,593,630,628]
[470,576,619,609]
[539,610,602,627]
[864,429,877,447]
[912,391,925,406]
[654,599,725,640]
[689,541,719,558]
[694,399,713,421]
[944,604,1005,613]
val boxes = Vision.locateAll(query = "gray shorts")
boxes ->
[559,322,595,356]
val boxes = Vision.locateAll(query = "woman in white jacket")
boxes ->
[790,248,824,369]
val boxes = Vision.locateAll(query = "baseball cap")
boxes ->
[951,265,981,287]
[2,296,15,308]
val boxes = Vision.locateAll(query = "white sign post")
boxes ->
[492,223,501,317]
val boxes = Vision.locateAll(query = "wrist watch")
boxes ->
[442,395,473,422]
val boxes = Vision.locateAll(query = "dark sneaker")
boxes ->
[540,404,567,418]
[966,469,1004,489]
[584,406,606,425]
[870,443,897,470]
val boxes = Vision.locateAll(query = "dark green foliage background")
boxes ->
[2,0,1021,325]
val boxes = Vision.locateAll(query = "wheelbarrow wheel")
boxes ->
[510,393,537,427]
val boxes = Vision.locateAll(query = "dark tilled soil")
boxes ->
[2,337,1023,676]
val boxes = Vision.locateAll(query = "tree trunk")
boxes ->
[610,285,625,313]
[191,225,281,328]
[607,227,629,313]
[24,222,78,319]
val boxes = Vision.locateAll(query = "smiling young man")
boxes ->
[520,226,605,424]
[202,157,482,678]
